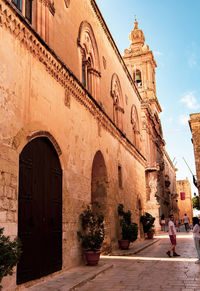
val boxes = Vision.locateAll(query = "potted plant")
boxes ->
[118,204,138,249]
[77,203,105,265]
[0,228,22,289]
[140,212,155,239]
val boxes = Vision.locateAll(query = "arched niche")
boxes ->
[91,151,108,214]
[131,104,140,148]
[111,73,124,131]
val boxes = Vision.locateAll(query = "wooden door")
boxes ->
[17,137,62,284]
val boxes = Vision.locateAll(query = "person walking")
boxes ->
[166,214,180,257]
[192,217,200,264]
[183,213,190,232]
[175,218,181,232]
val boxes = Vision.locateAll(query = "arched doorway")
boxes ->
[91,151,107,214]
[17,137,62,284]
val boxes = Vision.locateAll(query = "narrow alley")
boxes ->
[26,232,200,291]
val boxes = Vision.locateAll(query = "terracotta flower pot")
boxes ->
[147,232,154,239]
[84,250,101,266]
[118,239,130,250]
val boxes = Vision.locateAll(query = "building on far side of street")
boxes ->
[176,179,193,223]
[163,150,179,219]
[189,113,200,198]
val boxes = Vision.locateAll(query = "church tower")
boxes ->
[123,18,161,115]
[123,19,171,228]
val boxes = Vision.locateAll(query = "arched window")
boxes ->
[131,104,140,148]
[133,69,142,87]
[78,21,100,99]
[111,74,124,131]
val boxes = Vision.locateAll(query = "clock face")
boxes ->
[64,0,70,8]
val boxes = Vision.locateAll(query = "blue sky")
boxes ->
[96,0,200,195]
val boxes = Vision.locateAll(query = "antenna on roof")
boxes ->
[182,157,193,175]
[182,157,197,188]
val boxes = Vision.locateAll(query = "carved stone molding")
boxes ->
[64,0,70,8]
[39,0,55,15]
[0,0,146,166]
[27,131,62,156]
[64,88,71,108]
[102,56,106,69]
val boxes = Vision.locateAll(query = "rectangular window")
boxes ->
[118,165,122,188]
[25,0,32,23]
[180,192,185,200]
[12,0,22,11]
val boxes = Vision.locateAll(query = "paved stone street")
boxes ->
[25,231,200,291]
[78,232,200,291]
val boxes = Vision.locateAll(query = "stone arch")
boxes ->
[27,130,62,156]
[111,73,124,130]
[91,150,108,213]
[91,150,112,251]
[133,69,142,87]
[131,104,140,148]
[12,125,65,170]
[77,21,100,99]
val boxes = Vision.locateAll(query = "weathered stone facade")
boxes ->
[163,150,179,218]
[189,113,200,195]
[0,1,175,289]
[176,179,193,222]
[123,19,177,230]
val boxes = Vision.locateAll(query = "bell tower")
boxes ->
[123,19,167,229]
[123,18,161,114]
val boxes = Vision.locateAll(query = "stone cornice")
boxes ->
[0,0,146,166]
[123,50,157,68]
[90,0,142,103]
[142,105,165,146]
[163,148,176,171]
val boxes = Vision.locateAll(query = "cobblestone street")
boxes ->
[78,232,200,291]
[26,232,200,291]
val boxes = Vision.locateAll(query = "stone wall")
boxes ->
[0,0,147,289]
[189,113,200,195]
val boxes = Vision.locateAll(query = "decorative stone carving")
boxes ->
[27,131,62,156]
[64,0,70,8]
[39,0,55,15]
[148,175,157,200]
[64,88,71,108]
[102,56,106,69]
[125,94,128,105]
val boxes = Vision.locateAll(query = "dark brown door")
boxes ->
[17,137,62,284]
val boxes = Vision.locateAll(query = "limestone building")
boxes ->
[189,113,200,196]
[176,179,193,222]
[123,19,177,229]
[0,0,175,289]
[163,150,179,218]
